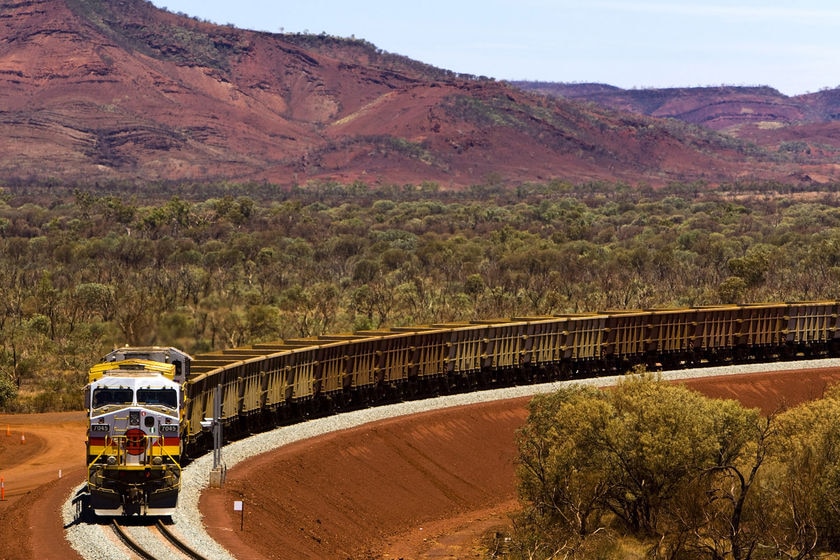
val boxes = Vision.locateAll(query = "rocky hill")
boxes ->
[517,82,840,178]
[1,0,837,187]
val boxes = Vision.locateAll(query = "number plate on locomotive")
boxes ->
[90,424,110,432]
[159,425,179,433]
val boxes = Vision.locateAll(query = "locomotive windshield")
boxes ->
[137,388,178,409]
[92,388,133,408]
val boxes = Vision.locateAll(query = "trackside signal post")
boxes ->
[204,384,225,488]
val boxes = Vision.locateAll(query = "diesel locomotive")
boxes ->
[85,347,191,516]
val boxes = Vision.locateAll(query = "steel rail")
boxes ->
[111,519,157,560]
[156,519,212,560]
[112,519,209,560]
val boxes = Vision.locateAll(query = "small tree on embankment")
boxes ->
[509,375,840,560]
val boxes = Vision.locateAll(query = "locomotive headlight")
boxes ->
[106,455,117,465]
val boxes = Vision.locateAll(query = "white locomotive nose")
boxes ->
[86,347,187,517]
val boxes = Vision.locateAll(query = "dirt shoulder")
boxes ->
[200,398,532,559]
[2,369,840,560]
[199,367,840,560]
[0,411,87,560]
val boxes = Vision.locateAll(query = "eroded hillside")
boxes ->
[0,0,837,187]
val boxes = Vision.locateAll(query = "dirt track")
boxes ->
[2,368,840,560]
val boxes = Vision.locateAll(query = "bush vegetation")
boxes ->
[2,178,840,411]
[506,374,840,559]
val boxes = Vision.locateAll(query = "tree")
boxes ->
[0,373,17,408]
[758,387,840,557]
[73,283,116,323]
[112,278,156,345]
[679,405,771,560]
[513,374,772,558]
[516,386,614,541]
[601,375,729,537]
[718,275,748,303]
[727,244,774,289]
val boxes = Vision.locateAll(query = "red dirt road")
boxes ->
[2,368,840,560]
[0,412,88,560]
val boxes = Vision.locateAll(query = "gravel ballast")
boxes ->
[63,359,840,559]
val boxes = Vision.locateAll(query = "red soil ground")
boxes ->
[2,367,840,560]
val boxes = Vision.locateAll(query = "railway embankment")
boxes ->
[77,360,840,559]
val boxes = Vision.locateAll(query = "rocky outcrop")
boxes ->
[0,0,836,187]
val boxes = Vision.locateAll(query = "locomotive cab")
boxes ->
[85,348,190,517]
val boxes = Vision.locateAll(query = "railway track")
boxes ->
[111,519,210,560]
[68,301,840,558]
[64,358,840,559]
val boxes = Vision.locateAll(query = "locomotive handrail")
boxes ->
[87,442,115,467]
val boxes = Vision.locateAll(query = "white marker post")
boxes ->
[234,500,244,530]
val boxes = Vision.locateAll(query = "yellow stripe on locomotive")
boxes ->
[88,358,177,382]
[85,347,191,517]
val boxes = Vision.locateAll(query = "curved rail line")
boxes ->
[156,519,211,560]
[180,302,840,456]
[111,520,156,560]
[111,519,211,560]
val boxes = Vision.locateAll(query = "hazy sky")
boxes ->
[149,1,839,96]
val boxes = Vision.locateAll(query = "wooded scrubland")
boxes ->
[510,374,840,559]
[2,179,840,410]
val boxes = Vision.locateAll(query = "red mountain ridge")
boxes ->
[1,0,838,188]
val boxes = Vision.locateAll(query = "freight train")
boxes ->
[85,301,840,515]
